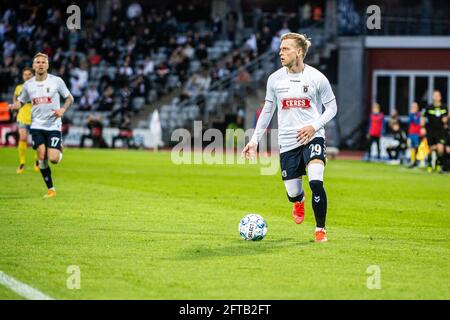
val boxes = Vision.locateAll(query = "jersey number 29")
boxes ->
[309,144,322,157]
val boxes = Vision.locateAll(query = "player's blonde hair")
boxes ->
[33,52,49,62]
[280,33,311,58]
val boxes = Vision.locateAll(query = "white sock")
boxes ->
[38,159,49,169]
[284,178,304,201]
[315,227,326,232]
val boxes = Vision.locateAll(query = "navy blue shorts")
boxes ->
[280,137,326,180]
[30,129,62,151]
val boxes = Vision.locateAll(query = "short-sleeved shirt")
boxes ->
[422,104,447,134]
[18,74,72,131]
[265,64,335,153]
[14,84,32,125]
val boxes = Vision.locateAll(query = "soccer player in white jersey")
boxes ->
[9,53,73,198]
[242,33,337,242]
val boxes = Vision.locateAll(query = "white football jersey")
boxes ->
[264,64,336,153]
[18,74,72,131]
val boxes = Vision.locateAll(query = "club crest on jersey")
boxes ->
[281,98,311,109]
[303,85,309,93]
[46,87,50,93]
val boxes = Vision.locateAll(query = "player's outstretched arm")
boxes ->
[242,141,257,159]
[8,101,22,111]
[242,100,276,159]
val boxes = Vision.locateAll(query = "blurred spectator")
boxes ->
[118,56,134,85]
[270,32,281,53]
[70,61,89,100]
[195,42,208,63]
[183,42,195,60]
[235,66,252,95]
[386,122,408,164]
[169,46,189,81]
[260,26,273,53]
[181,69,211,101]
[312,6,323,23]
[301,3,312,26]
[79,84,99,111]
[42,41,53,58]
[79,115,108,148]
[366,103,385,161]
[244,33,257,53]
[3,36,16,59]
[279,22,290,36]
[210,14,223,35]
[98,85,115,111]
[4,125,19,146]
[88,48,101,66]
[112,113,135,149]
[388,109,400,134]
[407,102,422,167]
[143,57,155,76]
[85,0,97,21]
[226,10,238,44]
[131,75,148,100]
[155,62,170,96]
[127,1,142,20]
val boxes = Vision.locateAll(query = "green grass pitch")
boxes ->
[0,147,449,299]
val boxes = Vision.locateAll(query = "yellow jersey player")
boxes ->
[13,67,39,174]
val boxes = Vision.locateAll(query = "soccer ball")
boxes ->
[238,214,268,241]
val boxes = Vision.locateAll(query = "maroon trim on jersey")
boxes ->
[281,98,311,109]
[32,97,52,105]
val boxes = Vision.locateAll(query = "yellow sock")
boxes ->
[18,140,27,165]
[411,148,416,163]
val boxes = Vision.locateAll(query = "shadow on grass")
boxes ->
[88,227,312,260]
[170,238,311,261]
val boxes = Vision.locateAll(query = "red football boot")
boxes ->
[315,228,328,243]
[292,200,305,224]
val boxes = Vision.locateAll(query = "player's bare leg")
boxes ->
[16,128,28,174]
[308,159,328,242]
[47,147,62,165]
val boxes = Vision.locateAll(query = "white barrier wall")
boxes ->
[64,126,159,148]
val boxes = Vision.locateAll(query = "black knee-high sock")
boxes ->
[40,166,53,189]
[309,180,327,228]
[437,153,444,169]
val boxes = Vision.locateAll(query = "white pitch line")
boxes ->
[0,271,54,300]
